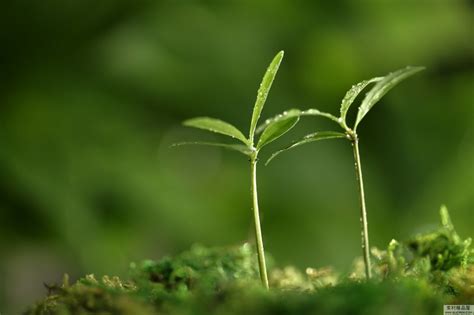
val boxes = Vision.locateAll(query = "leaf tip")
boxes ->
[264,153,278,166]
[407,65,426,73]
[182,118,195,127]
[273,50,284,65]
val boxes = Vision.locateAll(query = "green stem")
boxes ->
[351,136,372,279]
[250,156,269,289]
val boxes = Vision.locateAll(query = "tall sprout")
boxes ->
[174,51,299,288]
[266,66,424,279]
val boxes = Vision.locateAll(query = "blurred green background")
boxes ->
[1,0,473,312]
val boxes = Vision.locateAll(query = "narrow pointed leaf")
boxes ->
[256,108,301,134]
[266,131,347,165]
[183,117,248,144]
[171,141,252,156]
[257,115,300,150]
[249,51,284,143]
[340,77,383,124]
[354,66,424,130]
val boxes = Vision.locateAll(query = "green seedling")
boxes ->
[265,66,425,279]
[174,51,299,288]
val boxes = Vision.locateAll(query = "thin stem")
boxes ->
[351,136,372,279]
[250,156,269,289]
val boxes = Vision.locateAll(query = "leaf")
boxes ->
[249,51,285,143]
[354,66,425,130]
[256,115,300,150]
[301,108,340,124]
[183,117,248,144]
[256,109,301,134]
[265,131,347,165]
[339,77,383,125]
[171,141,252,156]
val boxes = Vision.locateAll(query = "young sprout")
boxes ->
[174,51,299,288]
[266,66,425,279]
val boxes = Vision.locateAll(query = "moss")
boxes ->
[406,206,472,271]
[130,243,261,295]
[25,274,154,315]
[25,208,473,314]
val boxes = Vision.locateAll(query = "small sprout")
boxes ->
[266,66,424,279]
[174,51,299,289]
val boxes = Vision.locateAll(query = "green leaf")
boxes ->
[265,131,347,165]
[171,141,252,156]
[340,77,382,125]
[183,117,248,144]
[354,66,424,130]
[256,109,301,134]
[256,115,300,150]
[301,108,340,124]
[249,51,284,143]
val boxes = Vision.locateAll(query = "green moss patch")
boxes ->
[25,208,473,314]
